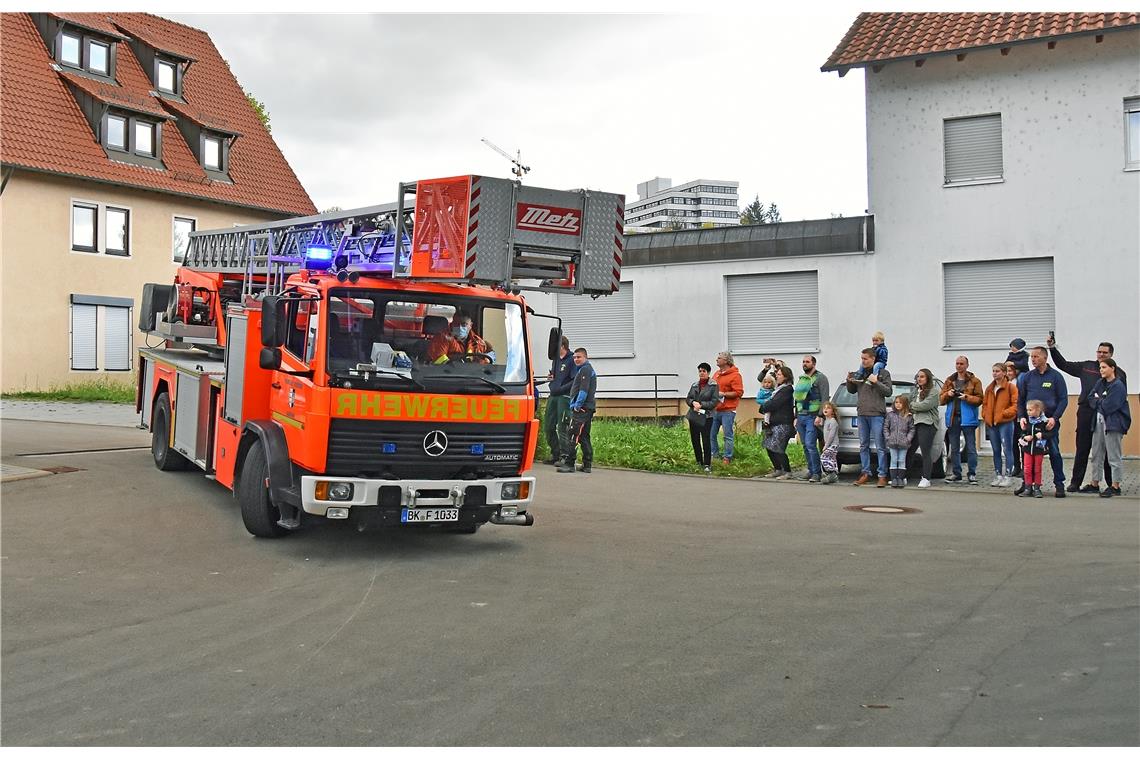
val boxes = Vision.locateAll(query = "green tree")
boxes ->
[740,195,778,224]
[246,91,271,133]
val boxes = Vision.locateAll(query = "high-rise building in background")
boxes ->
[624,177,739,231]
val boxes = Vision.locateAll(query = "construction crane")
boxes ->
[481,137,530,178]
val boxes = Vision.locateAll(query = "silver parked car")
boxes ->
[830,372,994,477]
[831,376,948,477]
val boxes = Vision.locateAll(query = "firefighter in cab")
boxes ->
[452,311,495,363]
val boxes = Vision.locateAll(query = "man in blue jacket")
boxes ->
[1016,346,1070,497]
[1048,336,1128,492]
[558,347,597,474]
[543,335,576,465]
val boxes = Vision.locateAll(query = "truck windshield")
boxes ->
[326,289,529,392]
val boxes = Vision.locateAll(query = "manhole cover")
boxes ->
[845,505,922,515]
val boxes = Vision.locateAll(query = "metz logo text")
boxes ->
[516,204,581,236]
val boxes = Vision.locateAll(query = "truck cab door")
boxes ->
[270,298,316,455]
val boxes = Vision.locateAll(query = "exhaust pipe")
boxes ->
[490,511,534,526]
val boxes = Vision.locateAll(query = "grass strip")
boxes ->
[3,380,135,404]
[536,405,806,478]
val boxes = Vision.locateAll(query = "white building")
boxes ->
[825,12,1139,453]
[538,13,1139,455]
[624,177,740,231]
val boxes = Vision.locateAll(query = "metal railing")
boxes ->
[594,373,679,419]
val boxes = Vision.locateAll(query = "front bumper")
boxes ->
[299,474,535,516]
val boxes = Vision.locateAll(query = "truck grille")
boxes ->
[327,419,527,479]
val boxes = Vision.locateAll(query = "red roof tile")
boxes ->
[49,12,127,40]
[1,12,315,216]
[158,97,242,136]
[823,12,1140,72]
[58,70,171,120]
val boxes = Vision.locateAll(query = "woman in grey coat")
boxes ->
[909,368,940,488]
[686,362,722,473]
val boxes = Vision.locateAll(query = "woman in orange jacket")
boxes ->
[982,362,1019,487]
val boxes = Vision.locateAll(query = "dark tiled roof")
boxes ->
[823,12,1140,72]
[1,12,315,216]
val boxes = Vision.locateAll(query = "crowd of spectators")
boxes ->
[540,332,1131,498]
[677,334,1131,498]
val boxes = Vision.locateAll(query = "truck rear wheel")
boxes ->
[239,440,288,538]
[151,393,188,471]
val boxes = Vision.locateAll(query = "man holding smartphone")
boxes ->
[1047,333,1128,493]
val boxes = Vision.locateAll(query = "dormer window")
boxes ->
[98,109,162,167]
[88,40,110,75]
[203,135,222,170]
[157,59,177,94]
[61,32,81,66]
[55,28,117,79]
[106,114,126,150]
[134,120,155,157]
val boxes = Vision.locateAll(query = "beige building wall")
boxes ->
[0,170,284,391]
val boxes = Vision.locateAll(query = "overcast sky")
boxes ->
[172,12,870,220]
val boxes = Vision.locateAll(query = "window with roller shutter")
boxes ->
[726,271,819,354]
[944,113,1003,185]
[556,283,634,358]
[943,258,1054,348]
[70,303,98,371]
[69,295,133,371]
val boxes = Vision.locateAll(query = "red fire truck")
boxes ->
[136,175,624,537]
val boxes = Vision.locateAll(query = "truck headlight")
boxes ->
[315,481,354,501]
[500,481,530,501]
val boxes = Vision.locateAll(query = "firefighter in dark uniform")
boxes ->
[558,347,597,473]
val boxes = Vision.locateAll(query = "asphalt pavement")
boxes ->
[1,417,1137,746]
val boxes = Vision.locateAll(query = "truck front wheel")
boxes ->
[151,393,188,471]
[238,440,288,538]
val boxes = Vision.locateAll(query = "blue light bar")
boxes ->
[306,246,333,270]
[382,442,397,454]
[469,444,484,455]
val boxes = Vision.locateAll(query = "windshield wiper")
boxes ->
[419,374,507,394]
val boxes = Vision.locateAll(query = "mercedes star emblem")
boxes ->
[423,430,448,457]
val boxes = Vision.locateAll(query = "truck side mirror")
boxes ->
[261,296,287,347]
[548,327,562,361]
[259,347,282,370]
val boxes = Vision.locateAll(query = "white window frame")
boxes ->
[943,113,1004,187]
[1125,97,1140,172]
[71,200,99,253]
[70,200,135,259]
[172,215,197,264]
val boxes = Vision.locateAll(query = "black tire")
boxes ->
[151,392,188,471]
[238,440,288,538]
